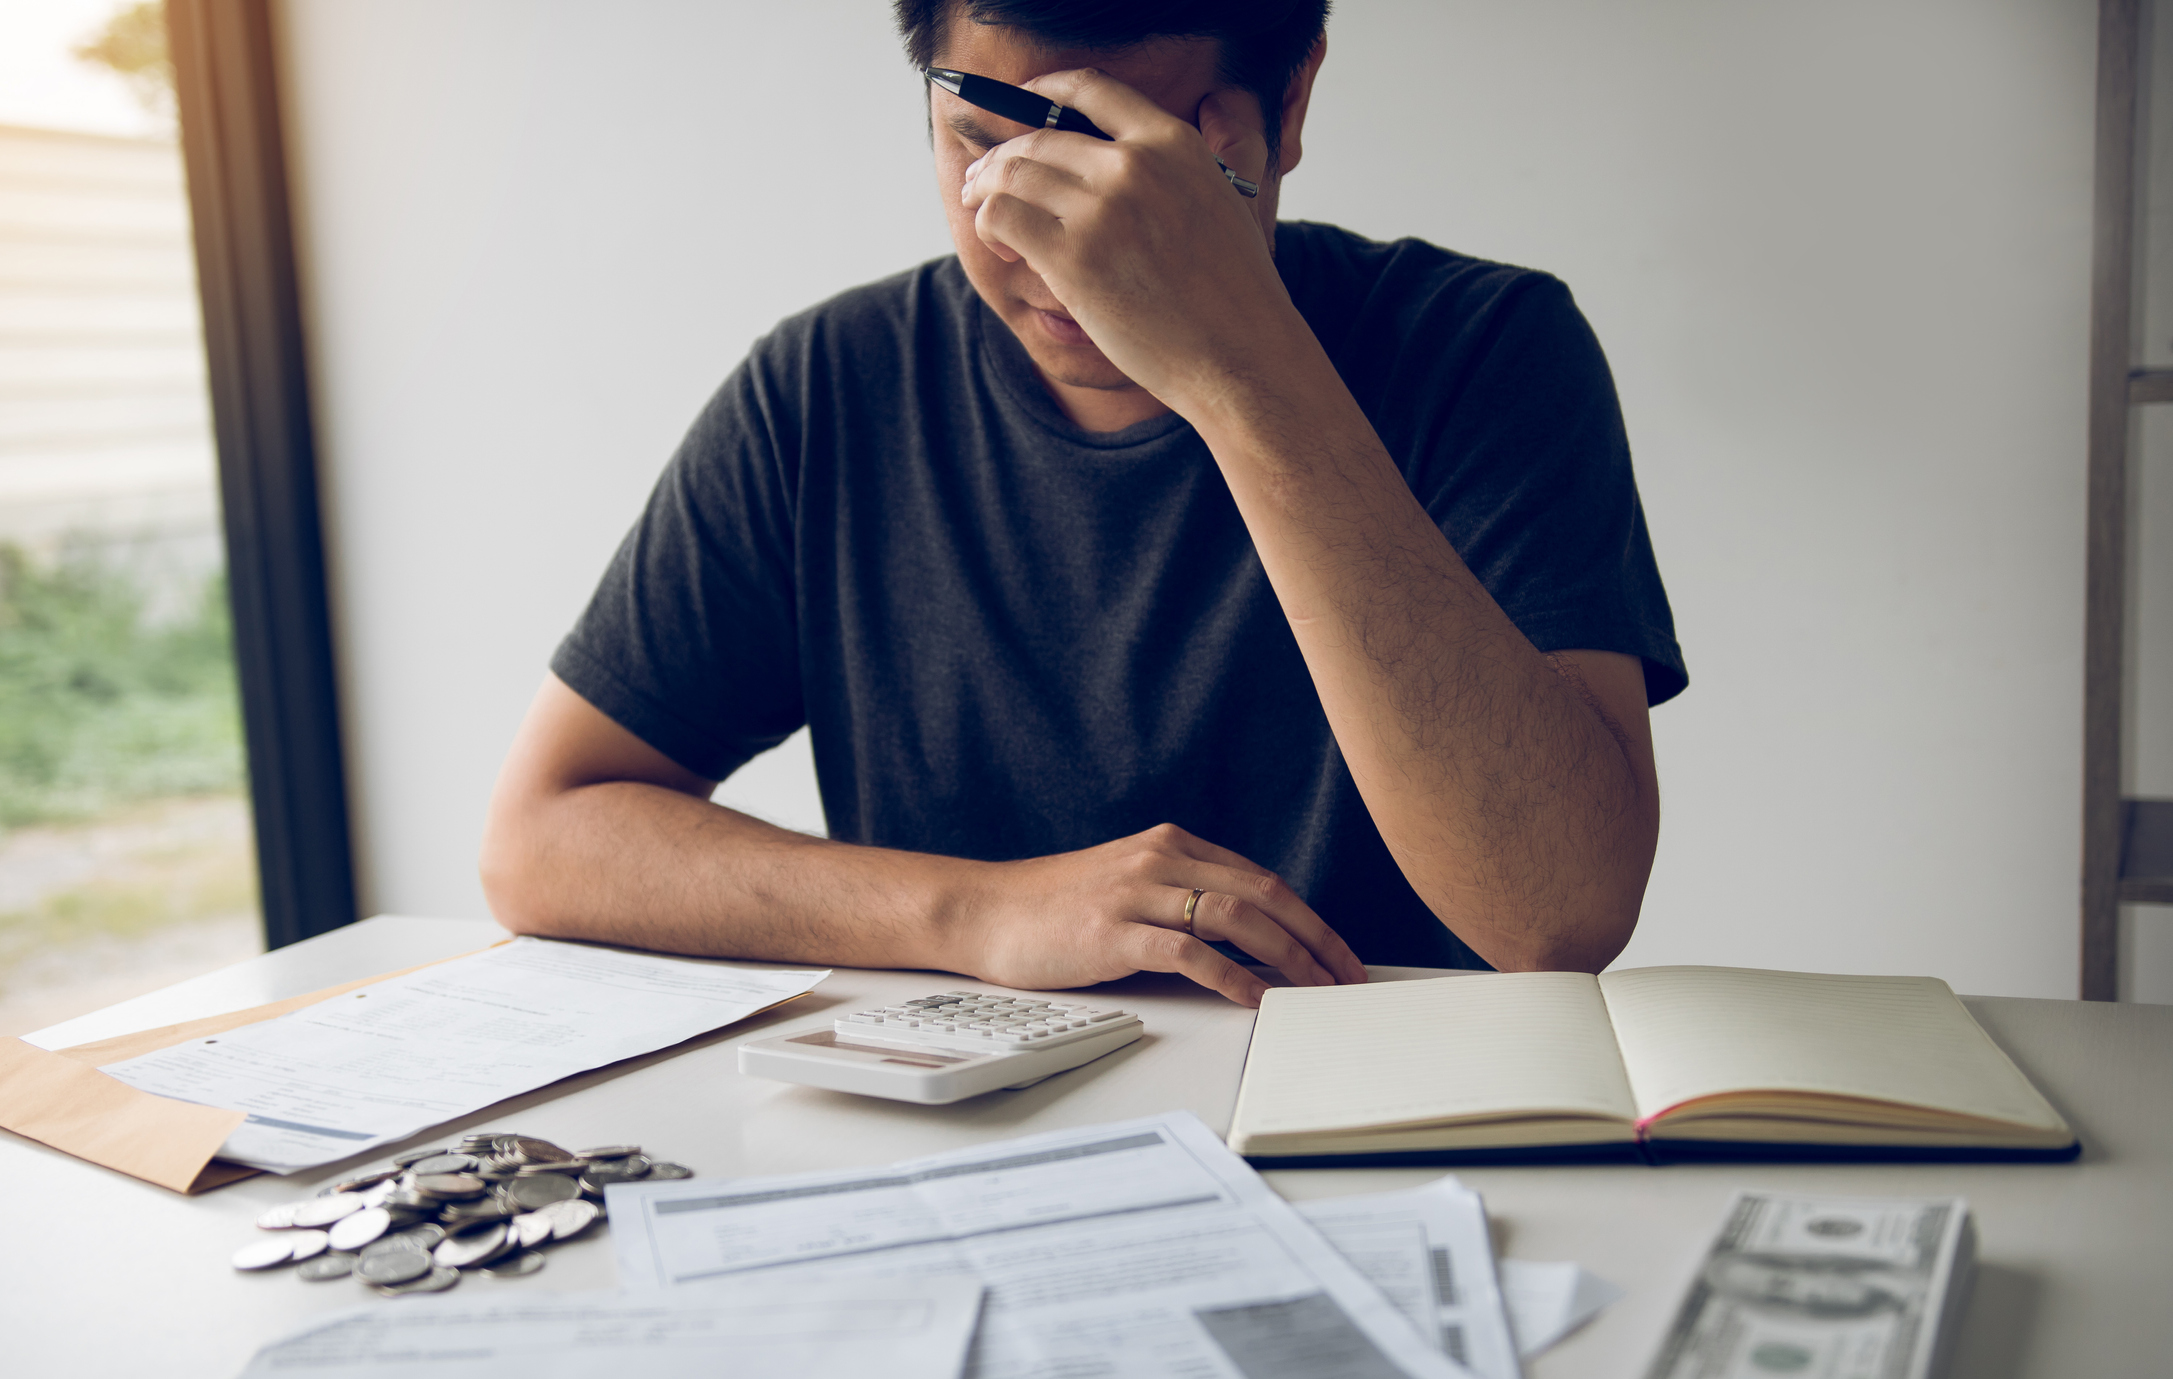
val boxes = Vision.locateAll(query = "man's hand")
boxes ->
[483,676,1366,1010]
[951,823,1368,1008]
[957,69,1306,416]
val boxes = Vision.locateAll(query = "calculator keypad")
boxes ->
[838,991,1133,1051]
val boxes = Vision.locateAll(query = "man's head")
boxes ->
[897,1,1330,426]
[895,0,1331,167]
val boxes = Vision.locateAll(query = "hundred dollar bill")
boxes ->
[1645,1192,1976,1379]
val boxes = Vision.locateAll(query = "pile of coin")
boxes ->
[229,1132,693,1296]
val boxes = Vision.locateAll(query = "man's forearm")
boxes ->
[1190,331,1657,970]
[482,676,1365,1005]
[482,781,973,968]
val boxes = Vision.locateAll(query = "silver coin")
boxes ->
[359,1237,426,1265]
[575,1145,640,1160]
[296,1254,354,1282]
[433,1221,509,1270]
[510,1136,573,1163]
[409,1153,480,1175]
[357,1249,433,1285]
[391,1146,450,1168]
[331,1169,398,1194]
[582,1156,651,1186]
[374,1265,460,1297]
[356,1178,400,1209]
[507,1173,580,1210]
[254,1202,302,1230]
[327,1206,391,1252]
[286,1229,331,1262]
[510,1212,556,1250]
[231,1238,296,1270]
[392,1222,448,1250]
[410,1173,487,1200]
[531,1198,600,1241]
[440,1195,519,1222]
[481,1249,547,1279]
[291,1193,364,1228]
[645,1162,693,1180]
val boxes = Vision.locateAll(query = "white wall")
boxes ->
[277,0,2142,1000]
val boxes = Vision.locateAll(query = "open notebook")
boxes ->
[1226,966,2078,1166]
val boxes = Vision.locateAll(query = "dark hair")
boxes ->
[894,0,1330,163]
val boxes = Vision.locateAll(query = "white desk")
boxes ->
[6,914,2168,1377]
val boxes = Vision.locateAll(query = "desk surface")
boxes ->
[7,914,2168,1378]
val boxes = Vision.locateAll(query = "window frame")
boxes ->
[167,0,356,949]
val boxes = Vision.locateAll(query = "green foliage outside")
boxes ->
[0,546,248,831]
[74,2,174,119]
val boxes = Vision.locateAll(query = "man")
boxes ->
[479,0,1685,1007]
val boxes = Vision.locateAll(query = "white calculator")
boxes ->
[738,990,1144,1105]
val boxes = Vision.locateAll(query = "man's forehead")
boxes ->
[932,22,1226,109]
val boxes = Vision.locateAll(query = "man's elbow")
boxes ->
[1444,894,1640,974]
[477,805,562,938]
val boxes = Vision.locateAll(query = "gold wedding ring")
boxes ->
[1182,888,1206,935]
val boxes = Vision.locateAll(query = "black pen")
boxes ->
[923,67,1258,198]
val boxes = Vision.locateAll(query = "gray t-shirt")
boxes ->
[554,221,1685,969]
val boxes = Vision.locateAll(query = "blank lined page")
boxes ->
[1597,966,2069,1130]
[1228,973,1638,1138]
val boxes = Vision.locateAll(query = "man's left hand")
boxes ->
[957,70,1305,417]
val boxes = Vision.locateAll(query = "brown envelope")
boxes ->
[0,946,496,1195]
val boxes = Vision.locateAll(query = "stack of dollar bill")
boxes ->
[1646,1191,1977,1379]
[228,1131,692,1296]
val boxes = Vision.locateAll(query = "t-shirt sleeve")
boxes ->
[1398,272,1687,706]
[550,346,806,779]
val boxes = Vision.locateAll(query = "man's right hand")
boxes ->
[948,823,1368,1007]
[484,676,1367,1011]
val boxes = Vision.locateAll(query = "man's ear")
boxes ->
[1273,34,1328,176]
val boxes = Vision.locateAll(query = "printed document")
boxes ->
[608,1111,1471,1379]
[1298,1179,1521,1379]
[1496,1259,1622,1357]
[98,937,826,1171]
[236,1276,983,1378]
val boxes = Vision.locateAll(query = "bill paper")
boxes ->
[98,937,827,1171]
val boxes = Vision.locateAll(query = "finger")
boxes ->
[1197,91,1269,189]
[1017,67,1178,142]
[1179,888,1336,988]
[960,146,1096,218]
[973,190,1061,266]
[1143,837,1368,985]
[1122,924,1270,1007]
[1139,822,1275,878]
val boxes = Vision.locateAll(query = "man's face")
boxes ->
[928,24,1283,400]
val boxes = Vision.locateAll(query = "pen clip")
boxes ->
[1213,155,1260,199]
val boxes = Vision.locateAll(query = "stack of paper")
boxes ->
[233,1109,1620,1379]
[238,1276,984,1378]
[96,937,828,1172]
[1297,1181,1622,1376]
[608,1111,1464,1378]
[604,1110,1620,1379]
